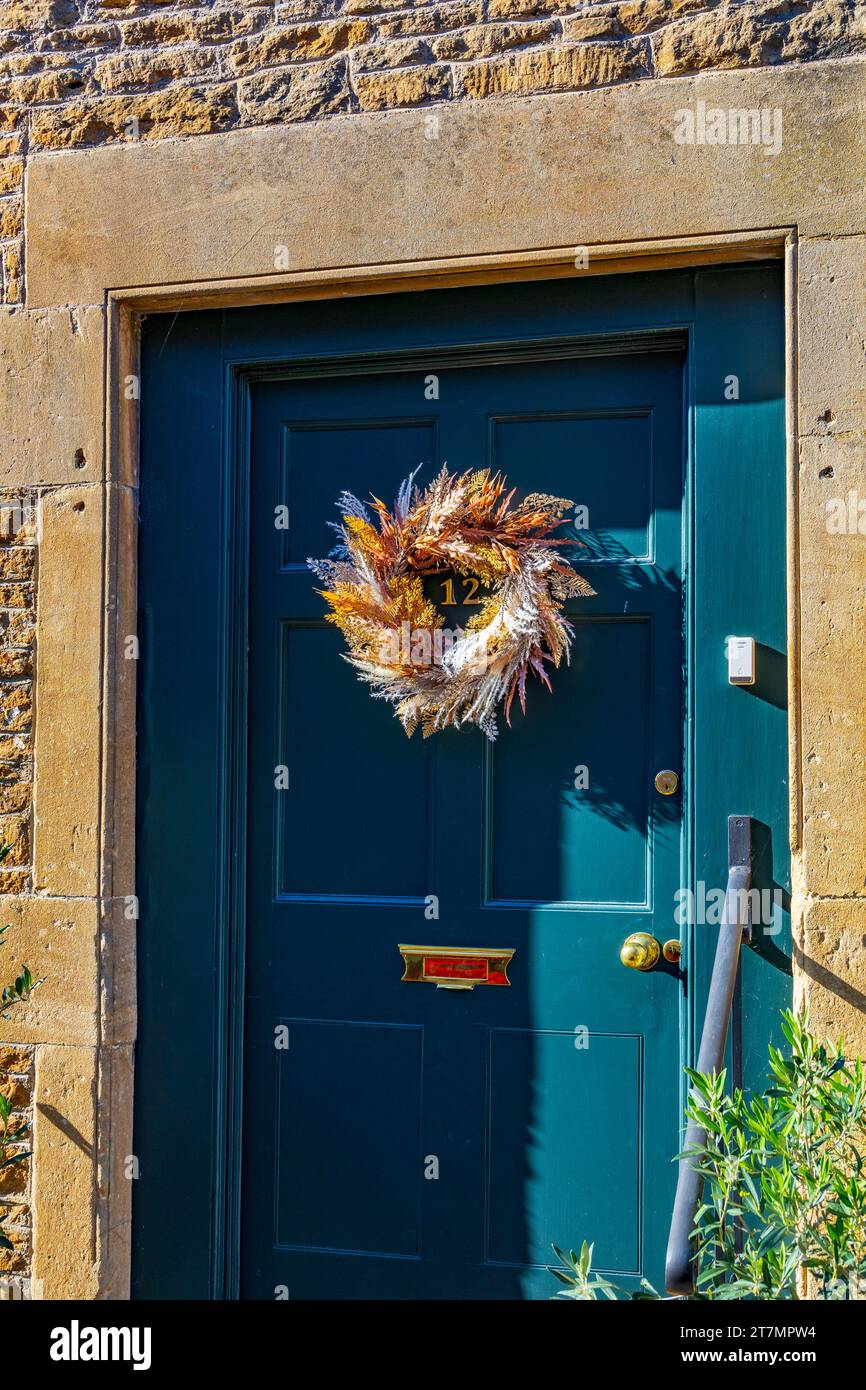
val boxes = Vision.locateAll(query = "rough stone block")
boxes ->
[94,48,218,92]
[0,1212,30,1274]
[0,682,32,732]
[376,2,484,39]
[0,612,34,649]
[487,0,573,16]
[0,203,22,240]
[30,84,239,148]
[458,38,652,96]
[1,247,22,304]
[0,810,29,864]
[0,780,31,814]
[0,733,30,764]
[0,159,23,196]
[432,19,556,59]
[238,55,350,122]
[616,0,711,33]
[355,63,452,108]
[229,20,362,74]
[0,550,34,582]
[655,0,865,77]
[43,22,121,48]
[0,0,77,26]
[351,37,431,71]
[0,1045,32,1073]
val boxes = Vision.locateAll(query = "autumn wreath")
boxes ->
[308,466,592,741]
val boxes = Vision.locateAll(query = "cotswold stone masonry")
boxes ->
[0,0,864,301]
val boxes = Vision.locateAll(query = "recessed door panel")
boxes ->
[278,419,436,568]
[276,625,432,901]
[274,1020,423,1257]
[486,620,652,906]
[490,412,653,561]
[486,1028,642,1272]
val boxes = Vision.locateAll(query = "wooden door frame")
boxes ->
[127,245,794,1298]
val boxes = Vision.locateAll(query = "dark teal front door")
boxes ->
[132,266,791,1300]
[241,347,683,1299]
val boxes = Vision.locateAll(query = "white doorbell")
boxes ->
[726,636,756,686]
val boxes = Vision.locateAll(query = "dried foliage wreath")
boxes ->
[308,466,593,741]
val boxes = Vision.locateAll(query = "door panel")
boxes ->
[491,413,653,561]
[273,1020,423,1257]
[486,1028,642,1270]
[240,346,684,1298]
[132,266,790,1301]
[488,620,652,906]
[279,419,437,570]
[275,625,433,901]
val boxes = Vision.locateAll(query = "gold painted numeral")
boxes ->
[440,577,483,605]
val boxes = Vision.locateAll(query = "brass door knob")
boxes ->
[620,932,661,971]
[654,770,680,795]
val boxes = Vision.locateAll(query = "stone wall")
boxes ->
[1,0,865,301]
[0,1044,33,1295]
[0,494,37,1296]
[0,496,35,892]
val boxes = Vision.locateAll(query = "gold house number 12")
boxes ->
[441,577,482,605]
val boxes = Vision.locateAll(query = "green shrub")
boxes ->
[551,1010,866,1300]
